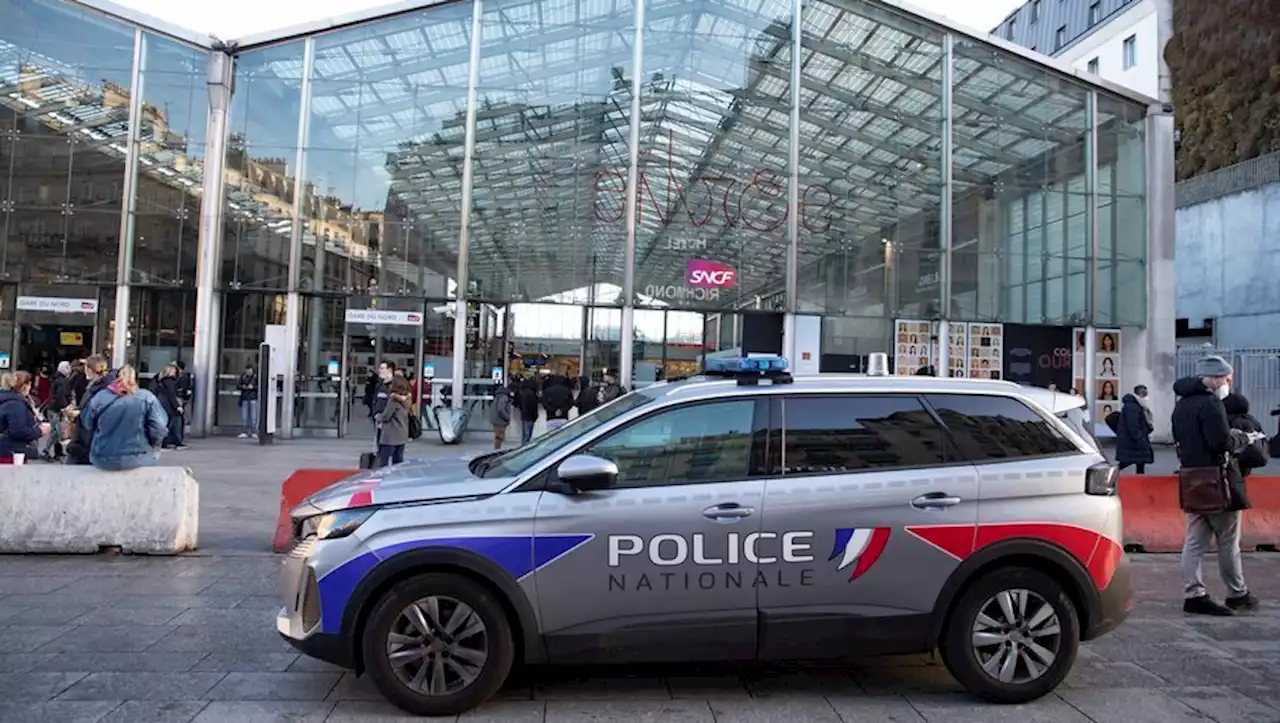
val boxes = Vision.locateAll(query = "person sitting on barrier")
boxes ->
[1172,355,1261,616]
[81,364,169,471]
[65,356,114,466]
[375,376,411,468]
[1116,385,1154,474]
[0,371,49,465]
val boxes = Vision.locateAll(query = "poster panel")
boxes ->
[893,319,932,375]
[1002,324,1073,389]
[967,323,1004,380]
[1073,328,1123,431]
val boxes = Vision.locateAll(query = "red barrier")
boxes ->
[272,469,358,553]
[1119,474,1280,552]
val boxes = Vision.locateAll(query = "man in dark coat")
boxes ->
[1172,355,1258,616]
[541,375,574,432]
[1116,385,1154,473]
[516,378,539,443]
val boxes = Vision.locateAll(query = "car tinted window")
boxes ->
[925,394,1079,461]
[781,395,951,474]
[480,392,653,477]
[584,400,757,488]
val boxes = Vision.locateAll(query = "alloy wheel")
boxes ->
[970,588,1062,685]
[386,594,489,696]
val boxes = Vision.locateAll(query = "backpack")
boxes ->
[1104,411,1120,433]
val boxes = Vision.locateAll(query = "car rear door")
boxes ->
[924,394,1115,575]
[531,397,770,664]
[756,393,980,659]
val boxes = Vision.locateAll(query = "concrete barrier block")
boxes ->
[0,465,199,554]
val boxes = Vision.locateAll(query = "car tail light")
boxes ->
[1086,462,1119,496]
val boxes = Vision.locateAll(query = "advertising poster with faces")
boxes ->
[894,319,932,375]
[967,324,1003,380]
[1073,328,1123,429]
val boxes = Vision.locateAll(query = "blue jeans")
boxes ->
[240,399,258,435]
[521,420,535,443]
[376,444,404,468]
[94,451,159,470]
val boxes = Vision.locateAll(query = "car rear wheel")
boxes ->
[940,566,1080,703]
[361,573,514,716]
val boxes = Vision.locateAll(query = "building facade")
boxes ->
[995,0,1159,98]
[0,0,1175,439]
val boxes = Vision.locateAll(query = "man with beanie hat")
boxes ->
[1171,354,1260,615]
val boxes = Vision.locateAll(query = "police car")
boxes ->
[277,354,1129,716]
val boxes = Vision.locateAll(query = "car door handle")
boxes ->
[703,503,755,521]
[911,492,963,510]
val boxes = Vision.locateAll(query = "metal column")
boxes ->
[451,0,485,407]
[192,51,233,437]
[782,0,802,365]
[618,0,646,387]
[936,34,954,374]
[280,38,316,440]
[112,29,146,368]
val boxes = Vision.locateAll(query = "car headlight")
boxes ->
[299,508,376,541]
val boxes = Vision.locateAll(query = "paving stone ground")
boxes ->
[1,437,1277,722]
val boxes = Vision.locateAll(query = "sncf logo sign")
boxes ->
[686,260,736,288]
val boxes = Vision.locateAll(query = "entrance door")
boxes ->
[339,297,424,439]
[13,288,107,375]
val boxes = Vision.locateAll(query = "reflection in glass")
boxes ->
[132,34,206,286]
[467,0,632,302]
[797,2,943,320]
[0,0,136,283]
[635,0,794,310]
[950,37,1091,325]
[1096,93,1145,327]
[222,42,305,290]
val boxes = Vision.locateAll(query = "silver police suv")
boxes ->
[278,355,1130,716]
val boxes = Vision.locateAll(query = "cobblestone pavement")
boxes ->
[0,438,1277,722]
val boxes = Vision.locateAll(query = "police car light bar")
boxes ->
[703,355,793,385]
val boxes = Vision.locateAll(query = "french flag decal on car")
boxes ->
[829,527,892,581]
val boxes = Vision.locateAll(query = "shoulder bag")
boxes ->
[1177,455,1232,515]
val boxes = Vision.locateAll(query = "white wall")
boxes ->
[1059,0,1160,98]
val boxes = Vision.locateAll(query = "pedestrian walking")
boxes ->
[154,363,187,450]
[541,375,573,432]
[1116,385,1154,473]
[516,377,538,443]
[489,381,512,449]
[1172,355,1261,616]
[374,376,411,468]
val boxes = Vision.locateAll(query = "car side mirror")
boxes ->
[556,454,618,492]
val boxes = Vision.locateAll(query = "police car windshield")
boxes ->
[475,392,654,478]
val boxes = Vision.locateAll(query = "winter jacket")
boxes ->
[70,370,88,406]
[81,382,169,470]
[1171,376,1250,511]
[1115,393,1154,466]
[542,377,574,421]
[516,383,539,420]
[51,373,74,413]
[370,380,390,419]
[576,383,600,414]
[237,371,258,403]
[0,390,41,459]
[489,387,512,426]
[1225,393,1268,478]
[153,376,183,418]
[66,373,114,465]
[375,392,411,447]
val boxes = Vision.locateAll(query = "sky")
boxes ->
[113,0,1025,42]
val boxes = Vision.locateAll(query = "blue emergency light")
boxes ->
[703,355,792,384]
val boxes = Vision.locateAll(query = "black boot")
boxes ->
[1184,596,1234,616]
[1226,593,1260,611]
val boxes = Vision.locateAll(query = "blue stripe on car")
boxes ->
[316,534,593,634]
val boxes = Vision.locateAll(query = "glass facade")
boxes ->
[0,0,1157,436]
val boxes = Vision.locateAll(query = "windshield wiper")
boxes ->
[469,450,506,478]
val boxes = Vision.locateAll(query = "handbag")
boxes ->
[1178,464,1232,514]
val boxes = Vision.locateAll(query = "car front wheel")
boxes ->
[940,566,1080,703]
[361,572,515,716]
